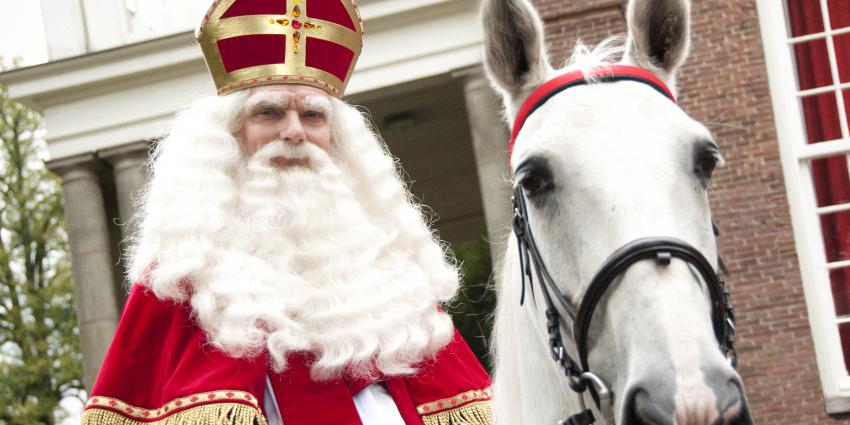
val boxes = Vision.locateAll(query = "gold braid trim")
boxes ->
[416,387,492,415]
[420,400,492,425]
[81,402,269,425]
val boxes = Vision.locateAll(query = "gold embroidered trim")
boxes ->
[81,402,268,425]
[416,387,492,415]
[82,391,266,424]
[420,400,492,425]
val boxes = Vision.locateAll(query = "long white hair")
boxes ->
[128,89,459,380]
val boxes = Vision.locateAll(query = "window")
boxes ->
[757,0,850,413]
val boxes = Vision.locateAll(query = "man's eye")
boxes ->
[303,111,325,121]
[256,108,279,117]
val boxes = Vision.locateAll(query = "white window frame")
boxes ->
[757,0,850,414]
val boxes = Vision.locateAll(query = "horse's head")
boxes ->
[483,0,753,424]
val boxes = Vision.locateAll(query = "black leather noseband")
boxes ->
[574,237,736,373]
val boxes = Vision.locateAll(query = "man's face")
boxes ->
[239,84,333,166]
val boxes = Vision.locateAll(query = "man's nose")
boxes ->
[279,111,306,144]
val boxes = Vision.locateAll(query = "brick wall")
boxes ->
[529,0,850,423]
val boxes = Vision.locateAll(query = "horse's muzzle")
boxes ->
[621,371,754,425]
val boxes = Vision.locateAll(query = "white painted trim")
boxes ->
[797,139,850,160]
[1,32,202,108]
[829,260,850,271]
[358,0,455,21]
[756,0,850,412]
[789,25,850,43]
[819,0,850,139]
[797,82,850,97]
[816,203,850,215]
[348,42,481,94]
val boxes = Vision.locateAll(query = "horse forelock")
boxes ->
[562,36,628,79]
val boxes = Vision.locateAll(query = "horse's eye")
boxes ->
[694,144,721,183]
[695,153,716,175]
[518,168,553,197]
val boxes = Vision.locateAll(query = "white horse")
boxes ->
[482,0,754,424]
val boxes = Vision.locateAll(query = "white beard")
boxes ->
[185,140,455,380]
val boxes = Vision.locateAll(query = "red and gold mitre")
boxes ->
[196,0,364,97]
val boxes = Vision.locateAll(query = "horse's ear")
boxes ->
[482,0,552,113]
[623,0,691,87]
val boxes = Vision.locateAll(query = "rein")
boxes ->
[509,65,737,425]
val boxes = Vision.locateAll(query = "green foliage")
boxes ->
[0,84,83,424]
[448,236,496,372]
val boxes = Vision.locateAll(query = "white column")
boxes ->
[455,66,513,268]
[100,142,151,241]
[47,154,121,391]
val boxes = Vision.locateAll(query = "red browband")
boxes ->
[508,65,677,166]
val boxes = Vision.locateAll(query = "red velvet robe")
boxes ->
[81,284,492,425]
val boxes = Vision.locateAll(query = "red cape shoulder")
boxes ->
[83,284,267,422]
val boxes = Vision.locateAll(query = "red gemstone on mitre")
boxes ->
[292,20,302,29]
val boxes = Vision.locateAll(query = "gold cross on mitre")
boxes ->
[196,0,364,97]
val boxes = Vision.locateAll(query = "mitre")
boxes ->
[196,0,364,97]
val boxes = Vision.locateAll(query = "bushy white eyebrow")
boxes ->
[242,91,331,119]
[243,91,292,114]
[301,95,332,117]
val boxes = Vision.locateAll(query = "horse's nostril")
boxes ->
[704,371,754,425]
[722,380,754,425]
[729,412,754,425]
[625,388,675,425]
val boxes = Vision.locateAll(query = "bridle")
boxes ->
[509,65,738,425]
